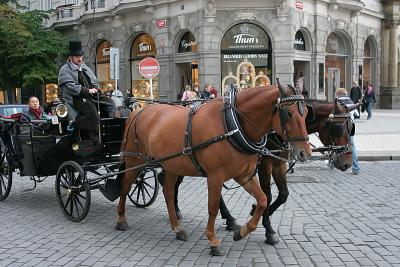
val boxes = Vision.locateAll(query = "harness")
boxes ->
[223,85,267,154]
[119,85,307,178]
[183,101,207,176]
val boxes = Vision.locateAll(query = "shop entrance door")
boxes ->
[176,61,198,90]
[327,68,340,101]
[293,60,310,96]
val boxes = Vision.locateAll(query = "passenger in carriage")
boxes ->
[21,96,51,122]
[58,40,119,144]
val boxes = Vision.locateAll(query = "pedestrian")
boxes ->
[350,80,362,119]
[362,83,376,120]
[207,84,218,99]
[181,84,198,101]
[199,85,211,100]
[335,87,360,175]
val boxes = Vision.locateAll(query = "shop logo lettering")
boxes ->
[233,34,258,44]
[294,38,304,45]
[181,40,196,48]
[102,47,110,56]
[139,42,151,52]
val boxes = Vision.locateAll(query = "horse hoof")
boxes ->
[176,230,187,241]
[265,233,279,245]
[233,226,243,241]
[210,246,225,256]
[115,221,128,231]
[176,210,183,221]
[250,204,256,216]
[225,219,240,231]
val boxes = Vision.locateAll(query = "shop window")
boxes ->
[294,31,306,51]
[130,33,158,98]
[45,84,58,103]
[96,40,114,94]
[221,23,272,93]
[178,31,198,53]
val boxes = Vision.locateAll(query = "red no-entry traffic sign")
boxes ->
[139,57,160,79]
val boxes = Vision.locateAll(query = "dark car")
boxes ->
[0,104,28,117]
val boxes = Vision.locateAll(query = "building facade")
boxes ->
[17,0,400,108]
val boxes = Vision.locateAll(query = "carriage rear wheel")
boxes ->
[128,168,159,208]
[0,147,12,201]
[55,161,91,222]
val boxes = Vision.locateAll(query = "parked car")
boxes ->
[0,104,28,117]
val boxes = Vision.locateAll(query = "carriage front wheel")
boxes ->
[128,168,159,208]
[0,146,12,201]
[55,161,91,222]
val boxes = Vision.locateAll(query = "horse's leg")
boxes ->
[219,196,239,231]
[205,174,225,256]
[163,171,187,241]
[232,176,268,241]
[269,164,289,216]
[174,175,184,220]
[116,164,139,231]
[257,158,279,245]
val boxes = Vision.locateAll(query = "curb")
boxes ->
[358,153,400,161]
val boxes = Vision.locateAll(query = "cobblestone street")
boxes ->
[1,161,400,266]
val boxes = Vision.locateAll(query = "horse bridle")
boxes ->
[324,112,355,157]
[273,94,309,147]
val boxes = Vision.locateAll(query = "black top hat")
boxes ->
[69,41,83,56]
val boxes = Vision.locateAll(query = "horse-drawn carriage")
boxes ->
[0,100,159,222]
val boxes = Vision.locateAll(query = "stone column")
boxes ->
[380,20,400,109]
[388,23,398,87]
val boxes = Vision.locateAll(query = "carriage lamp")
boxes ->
[328,114,334,120]
[55,104,68,118]
[72,143,79,151]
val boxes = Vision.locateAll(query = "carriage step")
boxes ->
[99,179,121,202]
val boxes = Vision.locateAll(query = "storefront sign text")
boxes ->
[181,40,196,49]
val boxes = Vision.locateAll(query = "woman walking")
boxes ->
[363,83,376,120]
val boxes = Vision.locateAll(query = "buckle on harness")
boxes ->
[182,147,192,155]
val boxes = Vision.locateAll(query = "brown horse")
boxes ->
[117,83,311,255]
[171,98,360,245]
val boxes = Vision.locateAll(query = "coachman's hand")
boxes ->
[89,88,98,95]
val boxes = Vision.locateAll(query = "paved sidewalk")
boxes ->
[0,161,399,266]
[309,108,400,161]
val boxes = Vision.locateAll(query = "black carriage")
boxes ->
[0,101,159,222]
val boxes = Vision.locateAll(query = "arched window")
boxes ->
[130,33,158,98]
[294,31,306,51]
[325,32,352,101]
[363,36,377,92]
[220,23,272,93]
[178,31,198,53]
[96,40,113,93]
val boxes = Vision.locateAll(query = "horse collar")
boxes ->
[223,85,267,154]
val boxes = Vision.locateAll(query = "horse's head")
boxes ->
[315,98,359,171]
[271,79,311,162]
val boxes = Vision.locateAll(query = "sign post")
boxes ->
[110,47,119,92]
[139,57,160,100]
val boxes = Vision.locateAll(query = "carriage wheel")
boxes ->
[55,161,91,222]
[128,168,159,208]
[0,147,12,201]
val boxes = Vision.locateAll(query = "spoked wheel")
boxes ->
[55,161,91,222]
[0,146,12,201]
[128,168,159,208]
